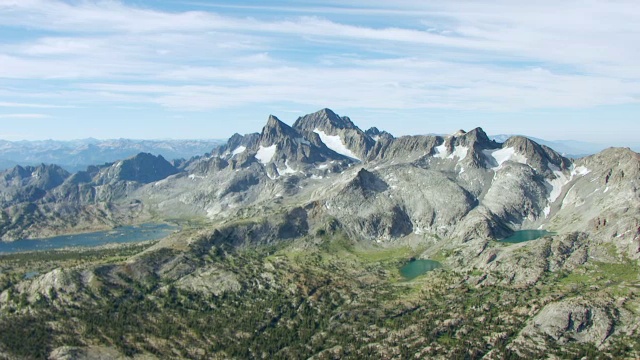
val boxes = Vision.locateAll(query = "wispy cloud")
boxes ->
[0,0,638,140]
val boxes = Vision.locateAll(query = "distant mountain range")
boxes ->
[0,138,225,172]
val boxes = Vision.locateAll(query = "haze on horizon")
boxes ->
[0,0,639,147]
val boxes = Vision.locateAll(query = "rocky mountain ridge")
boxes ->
[1,108,639,358]
[1,108,638,253]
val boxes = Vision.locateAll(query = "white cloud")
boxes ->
[0,0,638,116]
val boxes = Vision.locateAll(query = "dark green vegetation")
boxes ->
[1,230,639,360]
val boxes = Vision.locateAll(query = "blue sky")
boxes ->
[0,0,639,145]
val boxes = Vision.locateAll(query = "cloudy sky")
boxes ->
[0,0,639,144]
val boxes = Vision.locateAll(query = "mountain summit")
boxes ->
[293,108,358,131]
[293,108,375,161]
[260,115,302,147]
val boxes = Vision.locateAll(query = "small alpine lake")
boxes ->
[498,230,554,243]
[0,223,179,254]
[400,259,442,280]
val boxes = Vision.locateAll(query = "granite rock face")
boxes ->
[513,297,617,347]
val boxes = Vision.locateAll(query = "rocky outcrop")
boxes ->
[514,297,616,346]
[175,267,241,296]
[293,108,375,161]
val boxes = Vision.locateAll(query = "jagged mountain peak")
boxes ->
[365,127,394,141]
[455,127,494,148]
[292,108,357,132]
[429,127,499,168]
[292,109,375,161]
[216,133,259,158]
[260,115,301,146]
[365,127,381,136]
[228,133,244,144]
[266,114,284,127]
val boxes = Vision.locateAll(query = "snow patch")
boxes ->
[547,164,591,206]
[448,145,468,160]
[434,143,448,158]
[231,146,246,156]
[482,147,527,170]
[255,144,277,164]
[571,166,590,176]
[317,164,329,170]
[543,205,551,218]
[277,160,298,175]
[314,128,361,160]
[546,165,571,202]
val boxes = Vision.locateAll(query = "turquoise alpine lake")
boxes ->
[499,230,553,243]
[400,259,442,280]
[0,223,178,254]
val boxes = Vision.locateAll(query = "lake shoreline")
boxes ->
[0,223,180,254]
